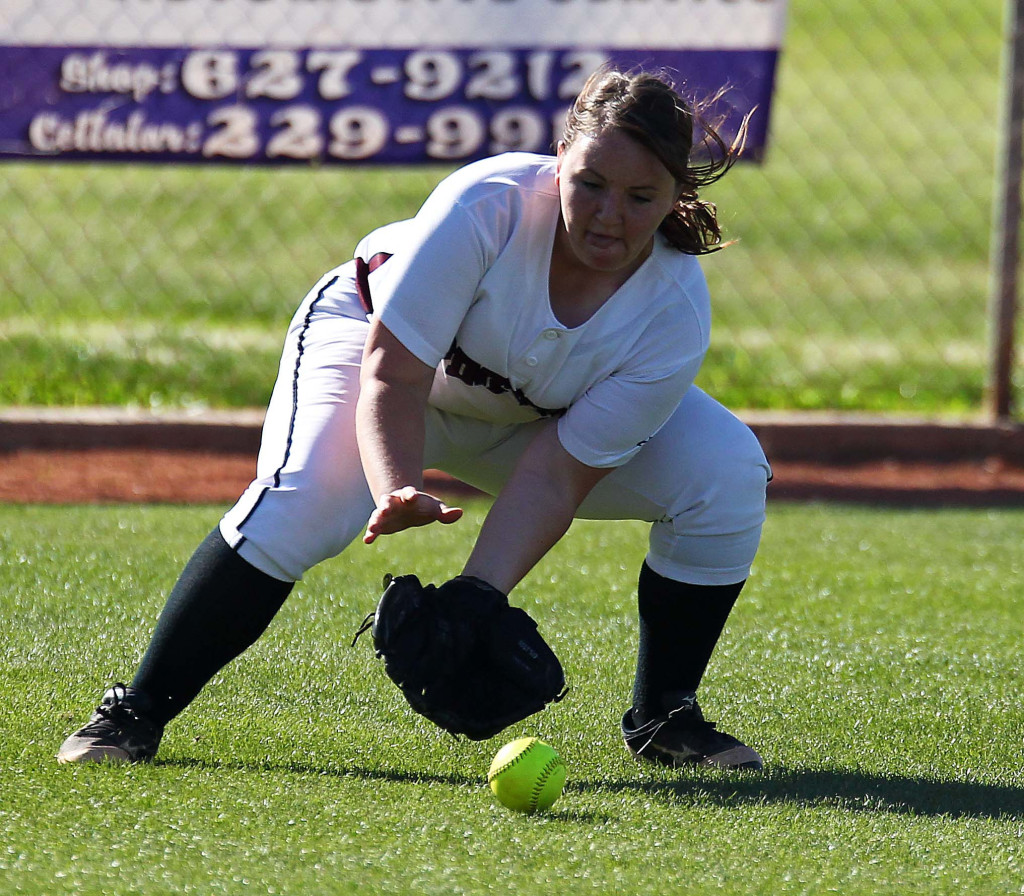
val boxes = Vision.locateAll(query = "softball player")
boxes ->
[59,68,771,770]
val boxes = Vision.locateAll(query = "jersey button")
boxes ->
[525,356,539,367]
[543,330,560,340]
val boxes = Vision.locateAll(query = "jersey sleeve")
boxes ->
[556,321,705,469]
[368,179,502,367]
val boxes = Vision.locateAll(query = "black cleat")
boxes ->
[622,692,763,771]
[57,684,163,764]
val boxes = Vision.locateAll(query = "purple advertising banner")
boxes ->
[1,46,779,164]
[1,2,787,165]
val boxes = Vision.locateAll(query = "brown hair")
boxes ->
[561,68,750,255]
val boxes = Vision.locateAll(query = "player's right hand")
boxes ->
[363,486,463,544]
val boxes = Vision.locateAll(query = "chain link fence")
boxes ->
[0,0,1015,417]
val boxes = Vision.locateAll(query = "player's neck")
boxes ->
[548,227,647,328]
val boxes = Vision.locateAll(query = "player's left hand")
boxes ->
[363,486,463,544]
[353,573,567,740]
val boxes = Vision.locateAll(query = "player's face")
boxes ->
[556,127,681,274]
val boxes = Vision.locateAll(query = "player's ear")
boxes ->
[555,141,566,180]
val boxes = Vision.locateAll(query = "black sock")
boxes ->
[132,528,294,725]
[632,561,745,723]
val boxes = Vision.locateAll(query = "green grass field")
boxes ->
[0,0,1008,414]
[1,501,1021,894]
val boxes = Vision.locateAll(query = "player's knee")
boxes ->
[672,423,769,532]
[649,433,769,584]
[719,431,771,521]
[222,471,372,581]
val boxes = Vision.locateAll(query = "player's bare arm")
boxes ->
[357,318,463,543]
[462,421,612,594]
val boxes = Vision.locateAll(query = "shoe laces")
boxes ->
[631,694,719,755]
[81,683,142,733]
[666,695,717,730]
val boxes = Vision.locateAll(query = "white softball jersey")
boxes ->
[220,153,770,586]
[361,152,710,469]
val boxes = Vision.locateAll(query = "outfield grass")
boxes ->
[0,0,1008,413]
[1,501,1021,894]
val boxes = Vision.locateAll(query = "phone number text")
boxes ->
[27,47,611,162]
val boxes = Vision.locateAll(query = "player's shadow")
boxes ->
[155,759,1021,821]
[571,765,1024,820]
[159,756,478,789]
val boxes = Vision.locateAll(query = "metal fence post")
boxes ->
[989,0,1024,422]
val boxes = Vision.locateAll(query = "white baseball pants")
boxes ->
[220,276,771,586]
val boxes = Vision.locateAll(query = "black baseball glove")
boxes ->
[352,573,567,740]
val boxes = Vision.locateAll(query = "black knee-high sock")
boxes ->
[132,528,294,725]
[632,561,745,723]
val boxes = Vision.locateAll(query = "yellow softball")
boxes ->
[487,737,566,814]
